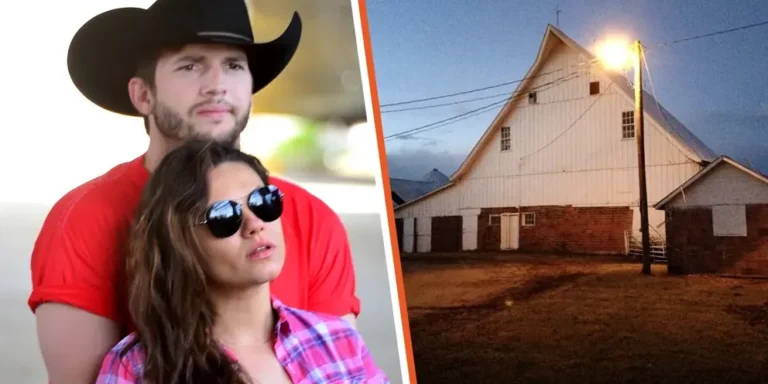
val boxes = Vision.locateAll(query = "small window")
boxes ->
[500,126,511,151]
[622,111,635,139]
[489,215,501,226]
[712,205,747,237]
[523,212,535,226]
[528,91,537,104]
[589,81,600,95]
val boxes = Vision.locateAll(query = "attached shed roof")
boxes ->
[654,155,768,209]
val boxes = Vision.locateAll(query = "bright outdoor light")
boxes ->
[595,37,634,71]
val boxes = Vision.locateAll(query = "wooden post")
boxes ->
[634,40,652,275]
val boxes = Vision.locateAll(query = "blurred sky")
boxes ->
[0,1,154,203]
[366,0,768,180]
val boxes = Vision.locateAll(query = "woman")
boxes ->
[96,140,388,384]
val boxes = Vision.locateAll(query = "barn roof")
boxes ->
[394,23,717,212]
[390,168,450,205]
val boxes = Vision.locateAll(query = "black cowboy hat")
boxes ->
[67,0,302,117]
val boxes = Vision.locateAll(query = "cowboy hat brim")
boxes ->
[67,8,302,117]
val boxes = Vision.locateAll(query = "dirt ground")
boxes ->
[402,252,768,384]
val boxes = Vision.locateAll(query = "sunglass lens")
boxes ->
[205,200,243,238]
[248,186,283,223]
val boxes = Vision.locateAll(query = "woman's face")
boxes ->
[196,161,285,289]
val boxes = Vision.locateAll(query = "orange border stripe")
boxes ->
[356,1,417,383]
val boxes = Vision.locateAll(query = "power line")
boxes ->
[384,72,582,141]
[388,100,504,139]
[383,81,603,114]
[653,19,768,48]
[379,68,562,108]
[382,76,600,114]
[640,47,699,165]
[521,79,613,160]
[381,91,512,114]
[381,19,767,111]
[379,59,598,108]
[402,75,591,140]
[386,72,584,141]
[385,73,579,140]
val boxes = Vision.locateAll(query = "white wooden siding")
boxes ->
[395,186,462,218]
[666,162,768,208]
[395,39,703,220]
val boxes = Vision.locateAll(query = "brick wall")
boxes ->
[478,207,519,252]
[666,204,768,276]
[478,205,633,254]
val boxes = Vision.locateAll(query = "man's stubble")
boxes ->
[151,99,250,147]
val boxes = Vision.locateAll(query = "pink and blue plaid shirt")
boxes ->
[95,297,390,384]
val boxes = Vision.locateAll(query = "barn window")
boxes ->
[712,205,747,237]
[589,81,600,95]
[489,214,501,226]
[528,91,537,104]
[500,126,511,151]
[622,111,635,139]
[523,212,535,226]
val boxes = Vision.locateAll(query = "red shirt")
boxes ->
[28,155,361,331]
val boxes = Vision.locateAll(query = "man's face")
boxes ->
[145,44,253,144]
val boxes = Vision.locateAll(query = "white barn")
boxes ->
[393,24,717,255]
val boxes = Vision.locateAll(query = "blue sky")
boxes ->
[365,0,768,180]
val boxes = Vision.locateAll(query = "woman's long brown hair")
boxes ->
[122,139,270,384]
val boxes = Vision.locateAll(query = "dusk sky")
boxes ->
[366,0,768,180]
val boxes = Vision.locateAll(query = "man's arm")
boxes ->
[29,195,126,383]
[302,190,361,327]
[36,304,120,384]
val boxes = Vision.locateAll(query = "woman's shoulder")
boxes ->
[110,332,145,355]
[279,303,360,340]
[96,332,146,381]
[277,303,391,383]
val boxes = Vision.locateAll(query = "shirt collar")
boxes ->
[220,295,293,362]
[270,295,294,336]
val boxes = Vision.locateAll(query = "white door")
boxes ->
[462,215,478,251]
[403,217,415,253]
[416,217,432,253]
[500,214,519,250]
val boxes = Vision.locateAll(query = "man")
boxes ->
[28,1,361,383]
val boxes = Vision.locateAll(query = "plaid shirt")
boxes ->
[96,297,390,384]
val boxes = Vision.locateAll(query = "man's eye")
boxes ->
[229,63,245,70]
[178,64,196,71]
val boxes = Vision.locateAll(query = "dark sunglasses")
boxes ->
[198,185,284,238]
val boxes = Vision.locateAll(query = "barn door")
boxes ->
[395,218,404,252]
[403,218,415,253]
[500,214,519,250]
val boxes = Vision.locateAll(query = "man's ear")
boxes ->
[128,77,154,116]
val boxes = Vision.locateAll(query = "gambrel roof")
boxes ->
[394,24,717,212]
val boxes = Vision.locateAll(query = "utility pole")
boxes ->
[634,40,652,275]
